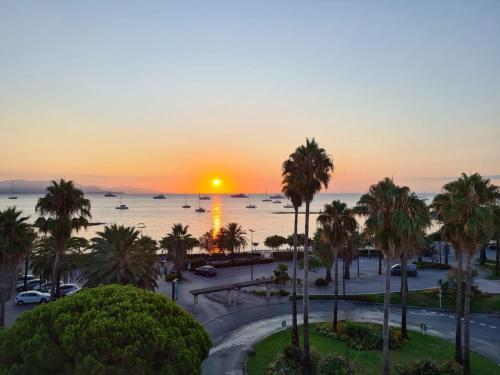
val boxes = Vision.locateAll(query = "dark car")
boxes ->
[390,264,418,277]
[16,278,44,291]
[194,265,217,277]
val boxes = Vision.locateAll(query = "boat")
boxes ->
[262,197,272,202]
[284,203,293,208]
[246,198,256,209]
[272,200,281,204]
[8,181,18,199]
[230,193,248,198]
[269,194,285,199]
[153,194,166,199]
[182,196,191,208]
[104,192,116,197]
[199,195,211,200]
[115,193,129,210]
[195,195,206,212]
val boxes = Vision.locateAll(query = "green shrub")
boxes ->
[274,264,290,284]
[316,321,406,350]
[415,262,451,270]
[315,277,329,287]
[266,354,301,375]
[318,354,354,375]
[396,360,461,375]
[0,285,211,375]
[165,271,177,282]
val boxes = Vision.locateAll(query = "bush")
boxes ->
[396,360,461,375]
[274,264,290,284]
[0,285,211,375]
[316,321,406,350]
[165,271,178,282]
[315,277,329,287]
[318,354,354,375]
[266,354,301,375]
[415,262,451,270]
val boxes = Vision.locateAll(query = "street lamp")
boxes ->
[249,229,255,281]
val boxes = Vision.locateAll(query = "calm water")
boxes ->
[0,193,436,251]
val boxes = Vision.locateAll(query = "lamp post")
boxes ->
[249,229,255,281]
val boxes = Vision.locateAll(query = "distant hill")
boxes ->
[0,180,154,194]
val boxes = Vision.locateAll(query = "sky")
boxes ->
[1,0,499,194]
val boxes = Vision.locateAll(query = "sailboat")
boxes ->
[153,193,166,199]
[262,188,272,202]
[283,200,293,209]
[8,181,18,200]
[182,195,191,208]
[246,197,256,209]
[104,192,116,197]
[195,194,206,212]
[115,193,129,210]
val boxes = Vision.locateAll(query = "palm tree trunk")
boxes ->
[333,252,339,331]
[325,266,332,282]
[0,295,5,328]
[445,242,449,266]
[302,201,311,374]
[401,252,408,339]
[50,249,61,300]
[342,260,346,296]
[463,254,472,375]
[23,256,29,290]
[455,251,463,364]
[378,253,383,275]
[496,236,500,273]
[479,245,487,265]
[291,209,300,348]
[383,256,391,375]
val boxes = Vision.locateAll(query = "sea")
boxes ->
[0,193,436,252]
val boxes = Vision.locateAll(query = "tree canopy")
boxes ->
[0,285,211,375]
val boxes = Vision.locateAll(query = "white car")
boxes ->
[15,291,51,305]
[59,284,80,296]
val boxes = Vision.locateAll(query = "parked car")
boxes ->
[390,264,418,277]
[39,281,62,293]
[15,291,51,305]
[16,278,43,292]
[193,265,217,277]
[17,274,35,283]
[59,284,80,296]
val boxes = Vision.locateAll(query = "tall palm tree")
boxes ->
[31,236,88,284]
[160,223,197,279]
[356,178,412,375]
[0,207,35,327]
[432,173,498,374]
[399,193,430,339]
[35,179,91,299]
[312,229,333,282]
[286,138,333,373]
[220,223,247,263]
[80,224,158,290]
[316,201,356,330]
[282,166,303,348]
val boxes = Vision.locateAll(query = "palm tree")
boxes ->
[160,223,197,279]
[31,236,88,284]
[0,207,35,327]
[492,205,500,273]
[80,224,158,290]
[399,193,430,339]
[356,178,412,375]
[35,179,91,299]
[220,223,247,263]
[282,167,303,348]
[316,201,356,330]
[432,173,498,374]
[312,229,333,282]
[286,138,333,373]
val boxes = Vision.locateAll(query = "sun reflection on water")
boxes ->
[211,195,222,237]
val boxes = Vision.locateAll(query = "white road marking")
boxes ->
[490,326,496,329]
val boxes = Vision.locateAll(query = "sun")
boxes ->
[212,178,221,187]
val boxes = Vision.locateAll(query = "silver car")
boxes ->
[15,291,51,305]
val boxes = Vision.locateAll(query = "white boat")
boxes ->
[246,198,256,209]
[8,181,18,200]
[182,196,191,208]
[115,193,129,210]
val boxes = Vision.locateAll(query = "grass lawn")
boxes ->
[295,291,500,313]
[246,324,498,375]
